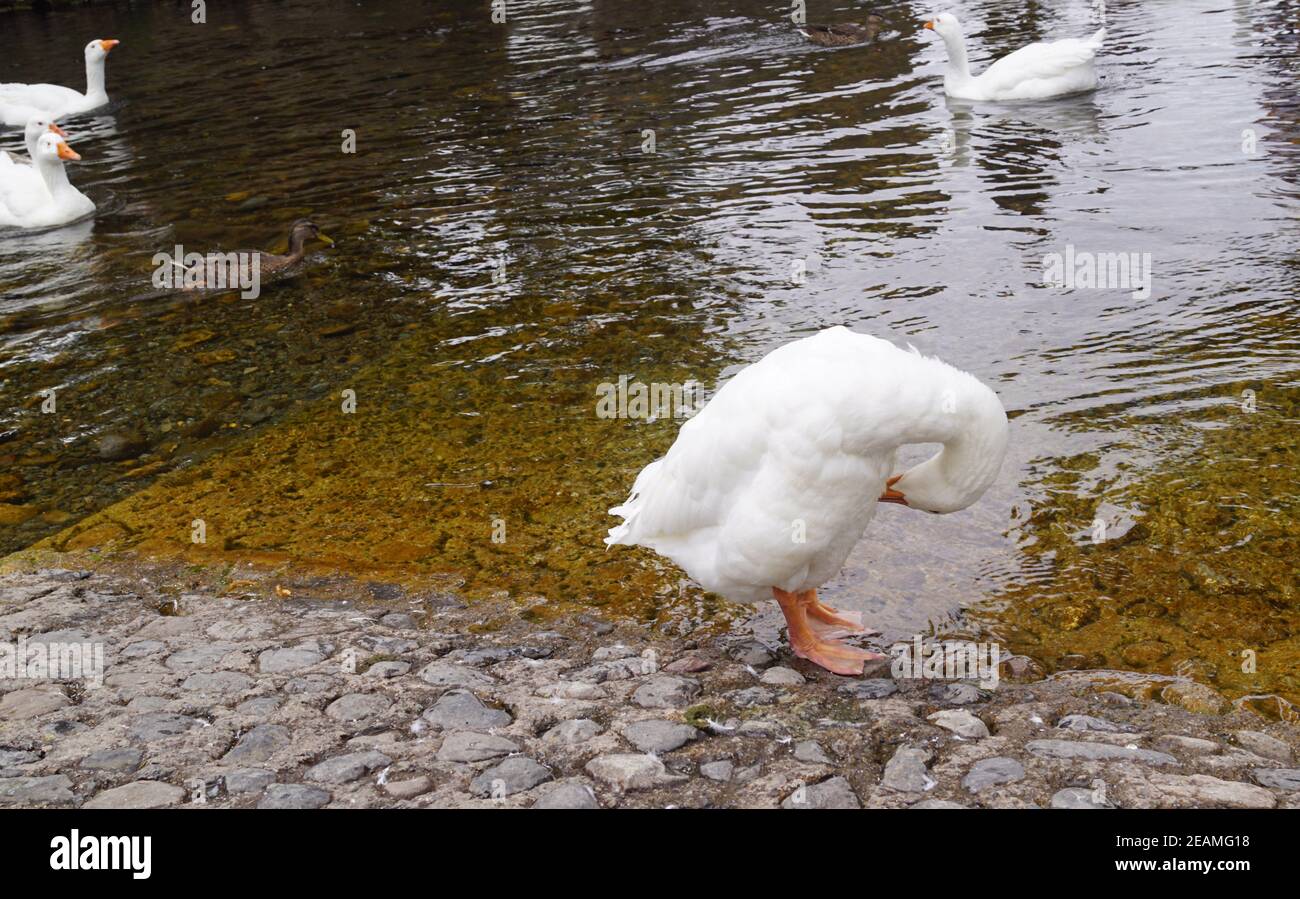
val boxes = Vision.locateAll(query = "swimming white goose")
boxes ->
[0,116,68,190]
[0,132,93,229]
[606,326,1008,675]
[923,13,1104,101]
[0,39,120,125]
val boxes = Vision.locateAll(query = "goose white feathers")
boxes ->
[0,39,120,124]
[0,117,68,192]
[0,132,94,229]
[924,13,1104,101]
[607,326,1008,675]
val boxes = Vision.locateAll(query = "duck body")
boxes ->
[607,327,1009,637]
[0,40,119,123]
[800,16,886,48]
[926,14,1104,101]
[170,220,333,291]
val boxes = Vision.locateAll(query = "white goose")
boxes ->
[606,326,1008,675]
[924,13,1104,101]
[0,39,120,125]
[0,132,94,230]
[0,116,69,191]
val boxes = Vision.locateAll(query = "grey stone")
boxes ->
[593,644,638,661]
[366,660,411,679]
[928,709,990,739]
[325,693,392,725]
[1154,734,1220,754]
[418,661,496,689]
[585,754,671,791]
[84,781,184,809]
[120,640,165,658]
[165,643,237,672]
[962,757,1025,792]
[542,719,602,746]
[225,768,275,794]
[182,671,254,694]
[80,748,143,773]
[1026,739,1177,766]
[128,712,202,743]
[794,740,832,764]
[422,691,511,731]
[1233,731,1293,764]
[235,697,282,716]
[760,666,806,686]
[470,756,550,797]
[258,646,324,674]
[380,612,417,629]
[838,679,898,700]
[0,687,70,720]
[223,724,291,764]
[782,776,861,809]
[727,687,775,708]
[929,683,984,704]
[437,732,519,763]
[305,750,391,784]
[1250,768,1300,791]
[632,675,701,709]
[0,749,39,768]
[1051,787,1115,809]
[1058,714,1130,733]
[283,674,337,694]
[356,634,417,655]
[727,640,776,667]
[1122,773,1275,809]
[0,774,74,804]
[700,760,734,782]
[882,746,933,792]
[532,782,599,809]
[384,776,432,800]
[910,799,969,809]
[621,720,699,754]
[258,783,331,809]
[738,719,783,738]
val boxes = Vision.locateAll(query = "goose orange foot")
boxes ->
[773,587,883,676]
[805,591,881,637]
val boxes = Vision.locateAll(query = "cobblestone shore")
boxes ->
[0,563,1297,809]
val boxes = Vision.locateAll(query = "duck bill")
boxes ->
[56,141,81,161]
[49,123,68,137]
[923,21,934,30]
[316,233,335,246]
[878,488,909,505]
[100,39,120,52]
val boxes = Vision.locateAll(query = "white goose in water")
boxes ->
[606,326,1008,675]
[0,132,93,229]
[0,116,69,191]
[0,39,120,125]
[923,13,1104,101]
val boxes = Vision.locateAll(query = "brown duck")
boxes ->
[171,219,333,292]
[800,14,886,47]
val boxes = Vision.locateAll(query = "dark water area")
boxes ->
[1,1,1297,703]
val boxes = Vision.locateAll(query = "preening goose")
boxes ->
[606,326,1009,675]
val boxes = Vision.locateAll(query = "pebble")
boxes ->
[225,768,276,794]
[257,646,324,674]
[325,693,392,725]
[726,640,775,667]
[541,719,602,745]
[1050,787,1115,809]
[127,712,203,743]
[585,754,672,791]
[1025,739,1177,766]
[929,683,984,705]
[258,783,331,809]
[1121,773,1275,809]
[760,666,805,686]
[305,750,392,785]
[631,675,701,709]
[1250,768,1300,791]
[437,732,519,763]
[962,757,1025,793]
[794,740,831,764]
[882,746,933,793]
[621,720,699,754]
[183,671,254,694]
[927,709,990,739]
[838,679,898,700]
[1057,714,1130,733]
[470,756,551,798]
[665,655,711,674]
[1154,734,1220,754]
[366,660,412,678]
[532,782,600,809]
[421,691,511,731]
[0,687,70,720]
[419,661,496,689]
[726,687,775,708]
[383,776,433,800]
[782,776,861,809]
[0,775,74,804]
[84,781,184,809]
[223,724,292,764]
[700,760,734,782]
[910,799,968,809]
[1232,730,1293,763]
[80,748,143,773]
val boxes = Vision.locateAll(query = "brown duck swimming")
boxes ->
[800,14,886,47]
[170,219,333,292]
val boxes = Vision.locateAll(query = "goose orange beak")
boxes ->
[878,474,908,505]
[99,39,120,52]
[923,21,934,30]
[56,141,80,161]
[49,123,67,137]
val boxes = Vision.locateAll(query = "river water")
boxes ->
[1,0,1297,705]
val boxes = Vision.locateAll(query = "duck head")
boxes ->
[35,131,81,164]
[24,117,67,156]
[86,39,120,62]
[286,219,335,254]
[922,13,962,40]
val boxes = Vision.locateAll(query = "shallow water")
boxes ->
[1,1,1297,701]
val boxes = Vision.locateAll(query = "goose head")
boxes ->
[923,13,963,39]
[34,131,81,167]
[85,39,120,64]
[24,117,67,158]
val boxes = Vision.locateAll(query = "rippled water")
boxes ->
[2,1,1297,701]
